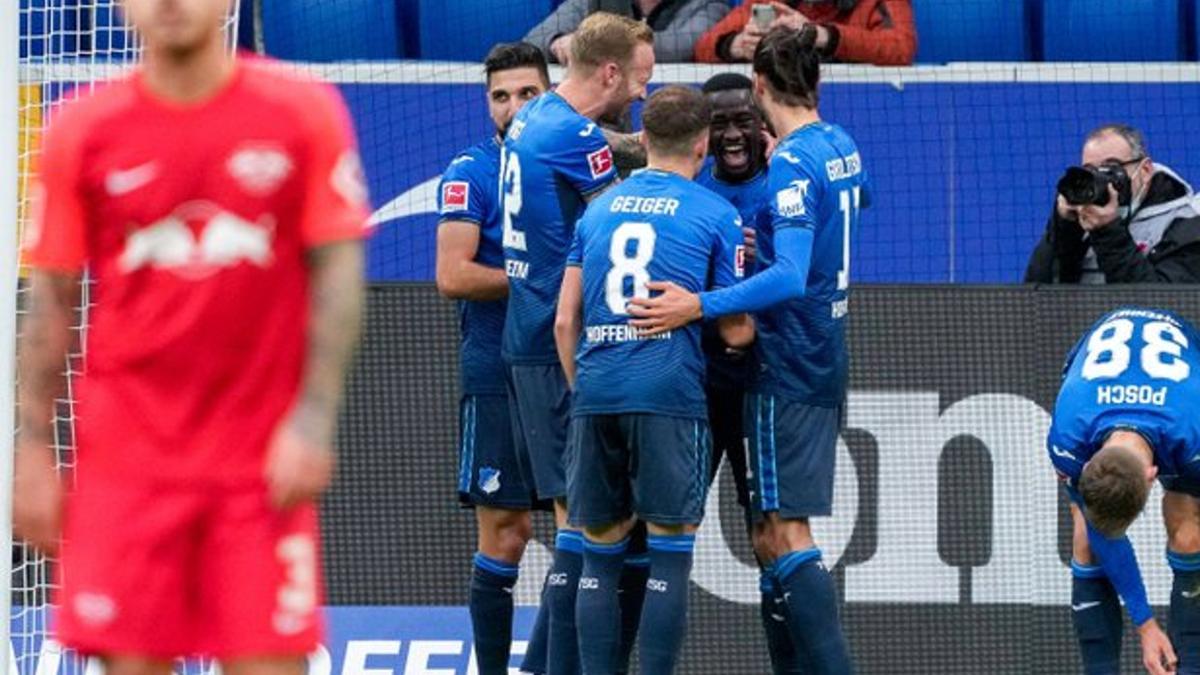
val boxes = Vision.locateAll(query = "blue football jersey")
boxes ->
[753,121,867,405]
[1049,307,1200,490]
[695,157,771,232]
[694,157,769,389]
[569,169,745,418]
[437,137,506,395]
[500,92,618,365]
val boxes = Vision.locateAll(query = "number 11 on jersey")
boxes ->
[837,186,860,292]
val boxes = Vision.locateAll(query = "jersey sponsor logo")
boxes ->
[578,576,599,590]
[226,144,293,196]
[826,152,863,182]
[548,572,569,586]
[580,122,597,137]
[119,201,275,279]
[646,578,668,593]
[1071,601,1101,612]
[332,150,369,209]
[478,466,501,495]
[506,259,529,279]
[441,181,470,214]
[587,147,614,179]
[72,591,117,627]
[775,179,810,218]
[104,161,159,197]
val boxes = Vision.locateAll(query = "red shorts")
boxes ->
[55,478,325,659]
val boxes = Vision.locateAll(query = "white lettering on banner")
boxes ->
[343,641,402,675]
[403,641,462,675]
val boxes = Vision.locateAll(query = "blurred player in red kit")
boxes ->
[13,0,370,672]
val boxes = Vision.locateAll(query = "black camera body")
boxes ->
[1057,163,1133,207]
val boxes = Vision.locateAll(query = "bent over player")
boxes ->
[14,0,369,672]
[555,85,753,675]
[1049,307,1200,675]
[500,12,653,674]
[435,42,549,674]
[628,28,866,673]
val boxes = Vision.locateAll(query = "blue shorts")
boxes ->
[745,393,842,519]
[507,364,572,501]
[567,414,711,527]
[457,395,538,509]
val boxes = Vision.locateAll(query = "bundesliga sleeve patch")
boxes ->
[775,179,810,218]
[734,245,746,278]
[441,181,470,214]
[587,147,614,180]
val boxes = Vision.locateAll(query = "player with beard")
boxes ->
[500,12,654,674]
[435,42,550,675]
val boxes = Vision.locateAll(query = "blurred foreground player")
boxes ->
[555,85,753,675]
[629,28,866,673]
[500,12,653,674]
[435,42,550,675]
[15,0,369,671]
[1048,307,1200,675]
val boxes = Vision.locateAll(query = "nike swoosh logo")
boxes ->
[1182,589,1200,599]
[1051,445,1079,462]
[580,122,596,137]
[1072,601,1101,612]
[105,162,158,196]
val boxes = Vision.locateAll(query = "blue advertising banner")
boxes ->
[343,75,1200,284]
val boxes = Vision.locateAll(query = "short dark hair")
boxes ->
[753,27,820,109]
[484,42,550,86]
[1079,445,1151,538]
[702,72,752,94]
[642,85,711,157]
[1087,123,1148,160]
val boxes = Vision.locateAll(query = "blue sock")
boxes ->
[637,534,696,675]
[775,548,853,675]
[760,566,804,674]
[1071,559,1122,675]
[520,587,550,675]
[577,537,629,675]
[548,530,584,675]
[470,553,519,675]
[1169,551,1200,674]
[617,554,650,675]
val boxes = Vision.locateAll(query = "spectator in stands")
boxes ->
[694,0,915,66]
[1025,124,1200,284]
[524,0,729,64]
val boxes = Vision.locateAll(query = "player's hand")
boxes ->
[769,2,810,32]
[1078,184,1121,232]
[1138,619,1178,675]
[550,33,574,65]
[627,281,703,335]
[742,226,758,266]
[264,415,335,509]
[13,443,63,556]
[730,26,766,61]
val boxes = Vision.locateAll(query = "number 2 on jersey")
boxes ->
[1082,318,1191,382]
[499,148,525,251]
[606,222,656,315]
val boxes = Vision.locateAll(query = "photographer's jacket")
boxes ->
[1025,164,1200,284]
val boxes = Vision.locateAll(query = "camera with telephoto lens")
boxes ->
[1056,162,1133,207]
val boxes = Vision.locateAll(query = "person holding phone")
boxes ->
[693,0,916,66]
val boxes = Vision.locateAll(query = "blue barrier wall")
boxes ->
[347,78,1200,284]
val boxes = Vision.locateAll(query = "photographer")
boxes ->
[1025,124,1200,284]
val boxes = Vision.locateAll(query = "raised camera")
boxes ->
[1057,164,1133,207]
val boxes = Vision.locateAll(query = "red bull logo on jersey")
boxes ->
[118,200,275,279]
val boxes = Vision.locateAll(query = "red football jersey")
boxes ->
[24,58,370,486]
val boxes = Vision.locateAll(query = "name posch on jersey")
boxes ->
[585,324,673,344]
[1096,384,1168,405]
